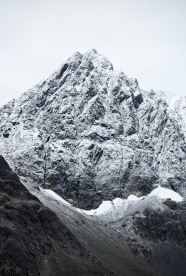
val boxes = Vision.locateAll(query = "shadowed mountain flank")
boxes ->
[0,155,113,275]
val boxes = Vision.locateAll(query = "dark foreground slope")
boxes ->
[1,156,186,276]
[0,155,113,276]
[36,186,186,276]
[0,155,155,276]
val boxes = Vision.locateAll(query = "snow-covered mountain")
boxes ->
[0,49,185,209]
[0,50,186,275]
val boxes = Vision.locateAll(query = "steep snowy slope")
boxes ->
[0,50,186,209]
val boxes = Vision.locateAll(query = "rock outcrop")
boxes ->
[0,50,186,209]
[117,197,186,276]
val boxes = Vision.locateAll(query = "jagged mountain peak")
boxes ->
[0,51,185,209]
[54,49,113,81]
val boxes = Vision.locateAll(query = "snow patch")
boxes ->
[82,187,183,217]
[82,195,143,216]
[127,194,140,201]
[83,201,114,215]
[150,185,183,202]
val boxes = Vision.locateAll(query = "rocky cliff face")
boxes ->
[0,50,186,209]
[137,90,186,198]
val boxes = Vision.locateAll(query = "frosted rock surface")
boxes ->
[0,50,185,209]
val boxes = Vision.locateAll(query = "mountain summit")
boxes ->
[0,50,185,209]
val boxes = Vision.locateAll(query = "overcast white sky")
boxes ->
[0,0,186,106]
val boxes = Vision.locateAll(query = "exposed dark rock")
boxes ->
[0,155,113,275]
[133,207,186,246]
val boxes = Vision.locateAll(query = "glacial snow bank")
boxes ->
[38,185,183,222]
[83,186,183,217]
